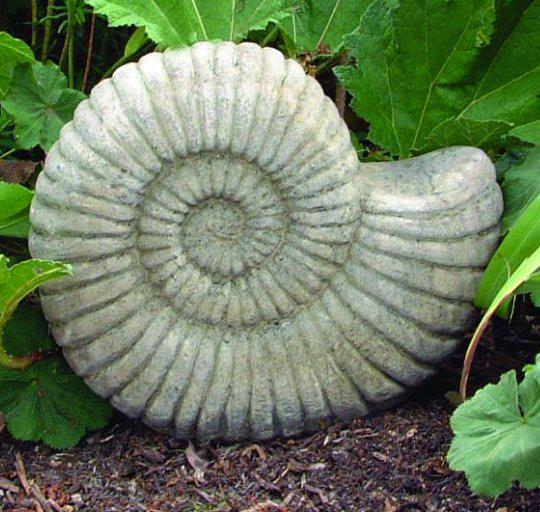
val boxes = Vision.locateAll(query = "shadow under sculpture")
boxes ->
[29,42,503,442]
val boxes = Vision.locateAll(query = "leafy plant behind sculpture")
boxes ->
[84,0,299,48]
[0,32,35,99]
[2,61,86,151]
[277,0,373,53]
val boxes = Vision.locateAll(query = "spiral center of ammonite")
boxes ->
[181,198,266,280]
[188,199,245,240]
[135,152,359,328]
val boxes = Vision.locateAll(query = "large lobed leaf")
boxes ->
[278,0,372,53]
[425,0,540,150]
[85,0,295,48]
[0,358,113,449]
[0,32,35,100]
[449,354,540,497]
[1,62,85,151]
[510,121,540,146]
[335,0,540,157]
[0,182,34,238]
[3,302,53,357]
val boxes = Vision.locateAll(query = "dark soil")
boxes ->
[1,316,539,512]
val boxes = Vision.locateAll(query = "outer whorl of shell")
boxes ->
[29,42,503,441]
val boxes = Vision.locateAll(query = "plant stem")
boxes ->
[67,0,75,88]
[0,338,38,370]
[30,0,38,48]
[82,13,96,93]
[41,0,55,61]
[0,148,17,160]
[58,33,69,69]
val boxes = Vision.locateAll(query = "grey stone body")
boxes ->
[29,42,503,441]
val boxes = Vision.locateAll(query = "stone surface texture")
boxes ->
[29,42,503,441]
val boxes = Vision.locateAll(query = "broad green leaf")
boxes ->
[449,355,540,497]
[0,255,72,333]
[423,118,511,152]
[501,147,540,230]
[337,0,540,157]
[0,106,12,132]
[0,182,34,238]
[476,195,540,316]
[1,62,85,151]
[0,107,14,153]
[4,302,53,357]
[335,0,496,157]
[0,357,113,449]
[425,0,540,150]
[509,120,540,145]
[0,32,35,99]
[503,122,540,231]
[456,0,540,127]
[85,0,294,48]
[278,0,372,53]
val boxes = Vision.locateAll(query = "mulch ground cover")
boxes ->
[1,316,539,512]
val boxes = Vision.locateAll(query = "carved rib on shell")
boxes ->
[29,42,503,441]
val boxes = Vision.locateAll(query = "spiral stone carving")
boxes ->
[29,42,503,441]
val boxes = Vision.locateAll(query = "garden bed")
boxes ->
[2,324,539,512]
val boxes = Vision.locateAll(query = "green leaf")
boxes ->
[336,0,540,157]
[335,0,497,157]
[0,32,35,99]
[476,195,540,316]
[0,357,113,449]
[455,0,540,127]
[0,182,34,238]
[278,0,372,53]
[0,106,14,153]
[85,0,294,48]
[509,120,540,145]
[501,147,540,230]
[517,273,540,306]
[0,255,71,370]
[423,118,511,152]
[449,355,540,497]
[424,0,540,151]
[3,302,54,357]
[1,62,85,151]
[0,255,72,334]
[124,26,149,56]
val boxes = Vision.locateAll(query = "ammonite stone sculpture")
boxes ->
[29,42,503,441]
